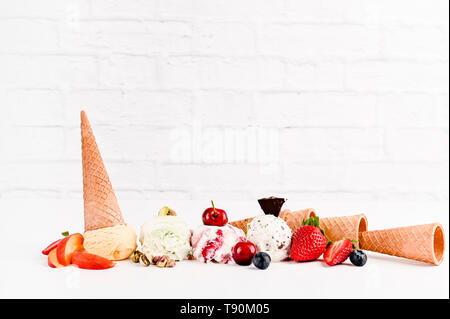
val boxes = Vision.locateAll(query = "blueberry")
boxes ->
[350,250,367,267]
[253,252,271,270]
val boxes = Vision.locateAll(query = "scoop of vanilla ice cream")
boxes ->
[247,215,292,262]
[84,224,137,261]
[140,216,192,261]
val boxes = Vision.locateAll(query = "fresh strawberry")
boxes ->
[290,216,327,262]
[72,252,115,270]
[323,238,356,266]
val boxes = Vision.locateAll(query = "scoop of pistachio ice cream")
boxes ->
[139,216,192,261]
[84,224,137,261]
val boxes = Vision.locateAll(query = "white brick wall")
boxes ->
[0,0,448,202]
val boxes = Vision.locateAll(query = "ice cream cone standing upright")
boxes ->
[81,110,125,232]
[359,223,445,266]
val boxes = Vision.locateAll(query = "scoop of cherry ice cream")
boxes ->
[191,224,245,263]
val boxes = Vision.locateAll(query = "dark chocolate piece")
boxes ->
[257,196,287,217]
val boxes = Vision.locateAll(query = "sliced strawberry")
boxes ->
[323,239,354,266]
[42,232,71,255]
[290,217,327,262]
[56,233,84,266]
[72,252,115,270]
[42,238,64,255]
[201,229,224,262]
[48,248,64,268]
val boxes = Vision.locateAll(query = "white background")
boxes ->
[0,0,448,203]
[0,0,448,299]
[0,198,448,299]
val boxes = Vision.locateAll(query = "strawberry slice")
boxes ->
[323,238,355,266]
[201,229,224,262]
[42,232,70,255]
[72,252,115,270]
[48,248,64,268]
[42,238,64,255]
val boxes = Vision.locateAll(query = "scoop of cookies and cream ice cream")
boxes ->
[84,224,137,261]
[139,216,192,261]
[247,215,292,262]
[191,224,245,263]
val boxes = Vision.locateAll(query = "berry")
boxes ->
[202,200,228,226]
[290,217,327,262]
[42,238,64,255]
[253,252,271,270]
[350,250,367,267]
[72,252,115,270]
[232,241,257,266]
[323,238,354,266]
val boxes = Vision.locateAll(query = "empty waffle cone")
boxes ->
[229,208,316,234]
[278,209,316,232]
[320,214,368,246]
[81,111,125,232]
[359,223,445,265]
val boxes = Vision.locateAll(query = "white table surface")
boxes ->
[0,198,448,299]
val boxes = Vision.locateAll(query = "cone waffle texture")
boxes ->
[320,214,368,245]
[81,111,125,232]
[359,223,445,265]
[229,208,316,234]
[229,217,255,234]
[278,209,316,232]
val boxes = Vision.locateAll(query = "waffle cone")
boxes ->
[81,111,125,232]
[278,209,316,232]
[359,223,445,265]
[229,208,316,234]
[229,217,255,234]
[320,214,368,246]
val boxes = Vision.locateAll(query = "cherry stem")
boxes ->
[211,200,217,216]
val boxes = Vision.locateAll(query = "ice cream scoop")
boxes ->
[247,215,293,262]
[191,224,245,263]
[84,224,137,261]
[140,216,192,261]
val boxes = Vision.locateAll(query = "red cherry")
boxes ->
[232,241,257,266]
[202,200,228,226]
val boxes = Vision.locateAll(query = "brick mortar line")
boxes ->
[2,15,447,27]
[0,52,448,62]
[1,159,448,165]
